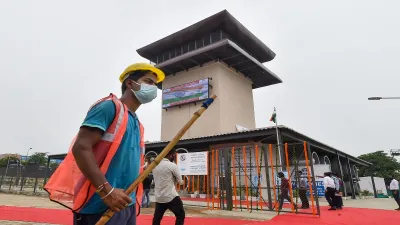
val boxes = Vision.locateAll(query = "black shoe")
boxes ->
[328,207,336,210]
[395,208,400,211]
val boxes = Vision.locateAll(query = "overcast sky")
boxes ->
[1,0,399,158]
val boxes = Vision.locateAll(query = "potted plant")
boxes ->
[250,189,259,201]
[360,190,372,199]
[190,191,199,198]
[199,193,206,199]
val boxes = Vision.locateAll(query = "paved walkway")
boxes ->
[1,193,400,225]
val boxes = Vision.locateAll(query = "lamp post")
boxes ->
[368,97,400,100]
[19,148,32,189]
[390,149,400,157]
[26,148,32,162]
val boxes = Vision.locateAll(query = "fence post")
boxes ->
[336,151,347,196]
[223,147,233,211]
[269,144,278,213]
[284,143,295,213]
[262,145,273,210]
[33,178,39,193]
[371,176,378,198]
[346,156,356,199]
[306,143,321,216]
[211,149,215,209]
[9,177,13,191]
[20,176,24,192]
[43,157,51,185]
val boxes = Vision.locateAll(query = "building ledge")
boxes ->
[155,39,282,89]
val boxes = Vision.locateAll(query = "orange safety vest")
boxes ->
[44,94,145,215]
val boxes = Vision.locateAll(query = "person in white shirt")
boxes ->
[323,172,337,210]
[389,176,400,210]
[152,149,185,225]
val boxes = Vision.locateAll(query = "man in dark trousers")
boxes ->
[141,172,153,208]
[152,149,185,225]
[331,172,343,209]
[278,172,297,210]
[389,175,400,210]
[323,172,337,210]
[297,171,309,209]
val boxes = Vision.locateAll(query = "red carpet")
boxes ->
[262,207,400,225]
[0,206,72,224]
[0,206,399,225]
[0,206,257,225]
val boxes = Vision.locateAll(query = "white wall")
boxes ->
[359,176,388,196]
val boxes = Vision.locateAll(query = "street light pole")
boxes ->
[26,148,32,162]
[390,149,400,157]
[368,97,400,100]
[19,147,32,189]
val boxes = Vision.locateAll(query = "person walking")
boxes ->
[152,149,185,225]
[323,172,337,210]
[331,173,343,209]
[278,172,297,210]
[389,176,400,210]
[297,171,309,209]
[44,63,165,225]
[141,172,153,208]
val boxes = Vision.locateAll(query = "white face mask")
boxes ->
[131,82,157,104]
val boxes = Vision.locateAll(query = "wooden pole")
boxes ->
[95,94,217,225]
[304,141,316,215]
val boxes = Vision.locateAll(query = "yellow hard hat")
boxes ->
[119,63,165,83]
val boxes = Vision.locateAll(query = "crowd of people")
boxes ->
[277,170,344,211]
[278,170,400,212]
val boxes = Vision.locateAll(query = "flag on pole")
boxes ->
[270,107,277,123]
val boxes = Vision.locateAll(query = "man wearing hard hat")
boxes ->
[44,63,165,225]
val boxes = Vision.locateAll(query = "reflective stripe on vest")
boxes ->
[136,122,145,215]
[44,94,145,212]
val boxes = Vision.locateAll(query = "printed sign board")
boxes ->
[177,152,208,175]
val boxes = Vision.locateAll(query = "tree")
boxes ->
[358,151,400,181]
[0,156,19,167]
[49,162,59,170]
[27,152,48,165]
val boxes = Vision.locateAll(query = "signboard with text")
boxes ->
[177,152,208,175]
[296,164,329,197]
